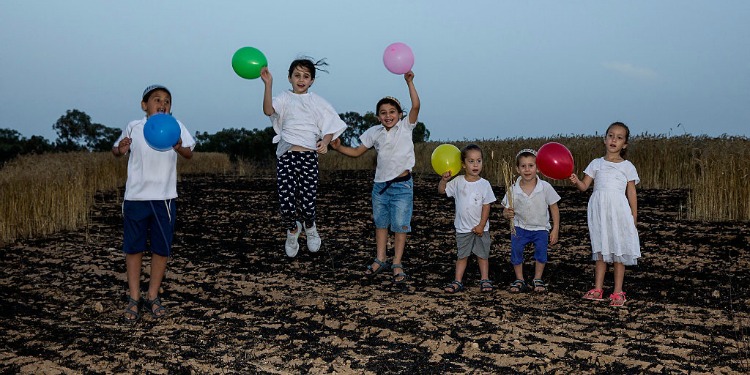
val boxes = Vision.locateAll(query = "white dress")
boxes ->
[584,158,641,265]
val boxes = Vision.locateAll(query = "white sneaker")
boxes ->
[285,221,302,257]
[305,223,321,253]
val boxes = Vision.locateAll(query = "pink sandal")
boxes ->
[582,288,605,301]
[609,292,627,307]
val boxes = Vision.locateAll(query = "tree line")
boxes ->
[1,109,430,167]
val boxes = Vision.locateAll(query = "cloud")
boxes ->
[602,62,658,80]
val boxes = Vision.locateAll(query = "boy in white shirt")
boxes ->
[438,144,497,293]
[113,84,195,321]
[502,149,560,293]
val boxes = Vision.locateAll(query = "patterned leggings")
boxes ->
[276,151,318,231]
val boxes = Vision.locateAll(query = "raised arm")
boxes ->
[405,71,420,124]
[261,67,275,116]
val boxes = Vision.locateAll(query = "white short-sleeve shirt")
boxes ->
[269,90,347,156]
[359,117,416,182]
[445,176,497,233]
[501,176,560,231]
[114,117,196,201]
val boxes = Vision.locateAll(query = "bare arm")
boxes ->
[405,71,420,124]
[330,138,369,157]
[473,203,491,236]
[569,173,593,192]
[173,138,193,159]
[437,171,451,194]
[112,137,131,157]
[626,180,638,225]
[261,67,275,116]
[549,202,560,245]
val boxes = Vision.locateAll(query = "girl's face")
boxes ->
[141,89,171,117]
[604,125,628,155]
[462,149,483,179]
[516,156,538,182]
[377,103,400,129]
[288,66,314,94]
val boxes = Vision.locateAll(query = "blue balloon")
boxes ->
[143,114,181,151]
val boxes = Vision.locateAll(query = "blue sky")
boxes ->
[1,1,748,142]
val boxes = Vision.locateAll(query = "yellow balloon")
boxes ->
[431,144,462,177]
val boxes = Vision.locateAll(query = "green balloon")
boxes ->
[232,47,268,79]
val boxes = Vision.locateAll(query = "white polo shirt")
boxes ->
[359,117,416,182]
[114,117,196,201]
[501,176,560,231]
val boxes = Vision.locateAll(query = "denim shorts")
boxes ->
[371,178,413,232]
[122,199,176,257]
[510,226,549,265]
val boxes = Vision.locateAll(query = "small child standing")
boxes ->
[570,122,641,307]
[260,57,347,258]
[501,149,560,293]
[438,144,497,293]
[330,71,420,284]
[113,84,195,321]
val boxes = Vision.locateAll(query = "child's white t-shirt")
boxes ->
[114,117,196,201]
[445,175,497,233]
[359,117,416,182]
[501,176,560,231]
[270,90,347,156]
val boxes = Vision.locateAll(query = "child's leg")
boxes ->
[478,257,489,281]
[594,257,607,290]
[392,232,407,278]
[513,264,524,281]
[454,257,468,282]
[613,262,625,293]
[146,254,168,302]
[126,253,143,300]
[296,152,319,229]
[372,228,389,267]
[534,261,546,280]
[276,152,300,232]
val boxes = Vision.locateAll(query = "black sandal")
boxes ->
[509,279,529,293]
[391,264,407,283]
[479,279,495,293]
[123,296,141,322]
[364,258,389,277]
[532,279,548,293]
[444,280,464,293]
[144,296,166,318]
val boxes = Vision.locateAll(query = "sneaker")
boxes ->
[305,223,321,252]
[285,221,302,257]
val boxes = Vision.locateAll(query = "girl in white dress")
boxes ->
[569,122,640,307]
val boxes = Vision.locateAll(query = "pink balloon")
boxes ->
[383,42,414,74]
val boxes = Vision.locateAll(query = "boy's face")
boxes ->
[516,155,538,182]
[462,149,483,179]
[288,66,314,94]
[141,89,171,117]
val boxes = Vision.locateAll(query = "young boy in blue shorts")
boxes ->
[113,84,195,321]
[502,149,560,293]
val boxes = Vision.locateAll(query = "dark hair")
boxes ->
[606,121,631,158]
[142,87,170,103]
[461,143,483,162]
[288,57,328,80]
[375,97,403,117]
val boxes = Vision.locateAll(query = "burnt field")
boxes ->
[1,171,749,374]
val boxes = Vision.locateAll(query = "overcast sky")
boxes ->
[1,1,748,142]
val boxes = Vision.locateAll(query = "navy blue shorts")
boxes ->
[122,199,176,257]
[510,226,549,265]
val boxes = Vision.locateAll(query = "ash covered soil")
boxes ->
[1,171,749,374]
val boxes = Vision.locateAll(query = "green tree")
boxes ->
[52,109,120,151]
[195,127,276,163]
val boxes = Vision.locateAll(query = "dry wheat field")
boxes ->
[1,170,748,374]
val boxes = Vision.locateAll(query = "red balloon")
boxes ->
[536,142,574,180]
